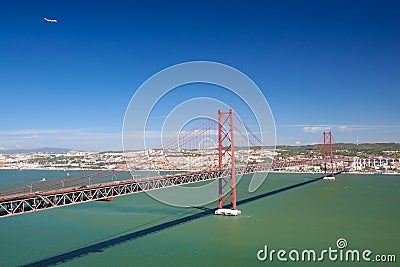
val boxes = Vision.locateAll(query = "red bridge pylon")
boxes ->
[323,131,335,180]
[215,109,241,216]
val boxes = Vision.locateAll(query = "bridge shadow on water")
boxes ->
[23,175,326,267]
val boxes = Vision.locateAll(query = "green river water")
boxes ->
[0,170,398,266]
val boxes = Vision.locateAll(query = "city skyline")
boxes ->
[1,1,400,151]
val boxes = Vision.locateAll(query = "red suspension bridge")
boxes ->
[0,110,349,218]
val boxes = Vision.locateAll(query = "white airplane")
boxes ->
[44,17,58,23]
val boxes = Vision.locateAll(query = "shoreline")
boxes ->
[1,168,398,176]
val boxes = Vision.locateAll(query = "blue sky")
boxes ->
[0,0,399,151]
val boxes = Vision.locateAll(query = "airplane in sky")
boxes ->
[44,17,58,23]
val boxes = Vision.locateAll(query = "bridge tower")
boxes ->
[323,131,335,180]
[215,109,241,216]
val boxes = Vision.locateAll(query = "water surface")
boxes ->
[0,170,398,266]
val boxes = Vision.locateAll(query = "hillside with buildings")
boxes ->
[0,143,399,174]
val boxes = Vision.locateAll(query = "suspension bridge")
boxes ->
[0,110,350,218]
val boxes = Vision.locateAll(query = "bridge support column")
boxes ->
[323,131,335,180]
[215,109,241,216]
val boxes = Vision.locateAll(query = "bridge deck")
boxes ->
[0,157,351,218]
[0,169,231,218]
